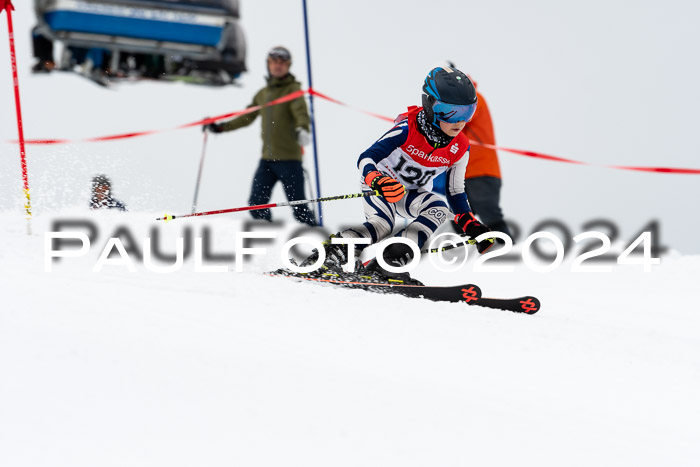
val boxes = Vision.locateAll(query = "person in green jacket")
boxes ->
[205,46,315,225]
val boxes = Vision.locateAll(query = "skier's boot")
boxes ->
[363,241,423,285]
[299,233,360,274]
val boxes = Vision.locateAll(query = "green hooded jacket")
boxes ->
[219,73,310,161]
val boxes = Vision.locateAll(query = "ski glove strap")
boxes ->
[365,170,405,203]
[455,212,494,254]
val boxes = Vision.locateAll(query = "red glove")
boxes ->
[455,212,494,254]
[365,170,405,203]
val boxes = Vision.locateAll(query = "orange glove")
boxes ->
[365,171,405,203]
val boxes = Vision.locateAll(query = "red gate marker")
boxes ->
[2,0,33,232]
[4,77,700,176]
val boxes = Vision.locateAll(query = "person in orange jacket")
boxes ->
[431,69,512,240]
[460,77,512,238]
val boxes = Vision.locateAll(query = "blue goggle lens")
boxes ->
[433,101,477,123]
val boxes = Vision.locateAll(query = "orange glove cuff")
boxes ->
[364,170,383,187]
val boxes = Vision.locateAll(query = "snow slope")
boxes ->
[1,212,699,467]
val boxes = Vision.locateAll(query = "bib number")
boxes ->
[393,156,437,187]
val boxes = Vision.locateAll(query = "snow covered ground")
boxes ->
[2,1,700,465]
[1,212,699,466]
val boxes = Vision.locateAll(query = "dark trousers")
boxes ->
[465,176,511,236]
[249,160,316,226]
[32,27,53,62]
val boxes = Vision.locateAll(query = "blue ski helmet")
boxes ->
[422,66,477,125]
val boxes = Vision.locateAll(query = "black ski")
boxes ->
[477,296,540,314]
[267,269,540,314]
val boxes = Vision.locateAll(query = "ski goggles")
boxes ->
[268,47,291,62]
[432,100,477,123]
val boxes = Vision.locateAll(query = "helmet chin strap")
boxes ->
[421,93,436,124]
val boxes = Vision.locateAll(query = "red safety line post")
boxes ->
[2,0,33,234]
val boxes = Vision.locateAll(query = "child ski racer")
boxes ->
[302,66,495,282]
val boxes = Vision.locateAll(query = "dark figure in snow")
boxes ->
[302,66,495,282]
[31,26,55,73]
[90,175,127,211]
[203,46,315,226]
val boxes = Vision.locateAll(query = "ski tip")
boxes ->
[518,296,540,314]
[473,295,541,314]
[460,284,482,304]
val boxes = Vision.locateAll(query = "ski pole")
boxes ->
[157,190,380,222]
[2,0,33,235]
[425,236,478,254]
[424,234,503,253]
[191,129,208,214]
[302,167,317,224]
